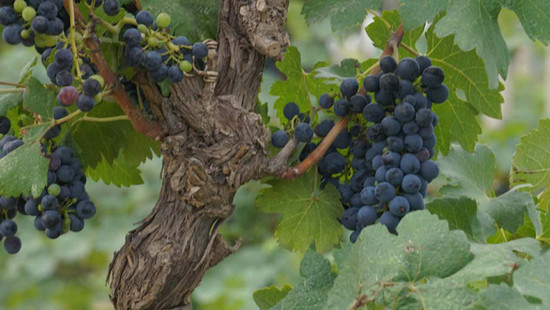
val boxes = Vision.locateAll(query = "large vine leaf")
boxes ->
[140,0,219,41]
[256,169,344,253]
[85,153,144,187]
[270,46,338,125]
[301,0,383,31]
[400,0,550,88]
[477,284,533,310]
[0,143,49,197]
[270,250,335,310]
[69,102,157,168]
[511,119,550,191]
[324,212,473,309]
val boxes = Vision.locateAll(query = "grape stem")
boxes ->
[0,81,26,88]
[0,89,25,94]
[37,110,82,141]
[278,23,406,180]
[399,42,420,56]
[68,0,82,80]
[63,0,167,140]
[72,115,129,125]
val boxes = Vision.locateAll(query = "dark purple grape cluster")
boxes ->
[272,55,447,241]
[0,108,95,255]
[271,101,313,149]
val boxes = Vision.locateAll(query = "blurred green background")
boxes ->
[1,1,550,309]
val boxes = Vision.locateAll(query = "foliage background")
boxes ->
[1,1,550,309]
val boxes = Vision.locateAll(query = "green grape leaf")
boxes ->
[324,211,473,309]
[438,144,496,199]
[23,77,56,119]
[478,191,536,233]
[86,153,144,187]
[511,119,550,191]
[69,101,158,170]
[513,251,550,306]
[257,169,344,253]
[140,0,219,41]
[0,143,49,197]
[365,10,424,58]
[536,212,550,244]
[270,46,338,125]
[398,0,448,31]
[272,250,334,310]
[499,0,550,45]
[253,285,292,310]
[301,0,383,31]
[427,197,496,243]
[477,284,533,310]
[18,56,38,84]
[314,58,360,82]
[0,93,23,117]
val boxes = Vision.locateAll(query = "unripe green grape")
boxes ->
[137,24,149,34]
[78,58,83,66]
[48,184,61,196]
[14,0,26,13]
[22,6,36,21]
[148,36,160,47]
[156,13,171,28]
[94,93,103,103]
[34,34,57,47]
[179,60,192,73]
[90,75,105,87]
[74,32,83,44]
[20,29,30,39]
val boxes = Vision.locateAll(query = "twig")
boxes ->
[277,23,406,179]
[63,0,166,140]
[400,42,420,56]
[0,81,26,88]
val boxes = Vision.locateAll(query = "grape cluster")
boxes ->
[271,55,446,241]
[271,101,312,149]
[122,10,207,83]
[0,115,95,254]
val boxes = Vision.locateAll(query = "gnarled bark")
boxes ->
[107,0,289,309]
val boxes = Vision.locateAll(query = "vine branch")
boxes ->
[276,22,406,179]
[62,0,166,140]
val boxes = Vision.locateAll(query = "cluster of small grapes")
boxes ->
[122,10,208,83]
[271,101,312,149]
[271,55,447,241]
[0,116,95,254]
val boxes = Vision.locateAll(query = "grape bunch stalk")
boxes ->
[272,55,447,242]
[0,0,213,254]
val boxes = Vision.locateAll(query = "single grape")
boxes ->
[156,12,171,28]
[404,192,425,211]
[57,86,79,106]
[340,78,358,98]
[401,174,422,193]
[136,10,154,26]
[34,216,45,231]
[363,103,385,123]
[415,108,434,127]
[350,94,369,113]
[357,206,378,228]
[423,134,437,149]
[360,186,377,205]
[395,57,420,81]
[379,73,399,92]
[172,36,191,49]
[398,79,414,99]
[413,93,428,111]
[404,134,423,153]
[46,18,64,36]
[192,42,209,59]
[375,182,396,203]
[389,196,410,217]
[333,130,351,149]
[395,102,415,123]
[0,219,17,237]
[426,84,449,103]
[386,136,404,152]
[167,66,184,83]
[53,106,68,120]
[400,153,420,174]
[403,121,419,135]
[44,126,61,140]
[179,60,193,73]
[55,70,74,86]
[69,214,85,232]
[48,184,61,197]
[24,199,39,216]
[271,130,289,148]
[381,116,401,136]
[334,99,351,116]
[103,0,120,16]
[372,154,383,171]
[294,123,313,142]
[22,6,36,21]
[123,28,142,47]
[341,207,359,230]
[0,117,10,135]
[143,51,162,71]
[2,139,23,153]
[2,24,22,45]
[41,210,61,229]
[314,120,334,137]
[4,236,21,254]
[149,64,168,82]
[319,93,334,109]
[379,56,397,73]
[420,160,439,182]
[363,75,379,92]
[380,211,400,234]
[385,167,404,186]
[421,66,444,87]
[283,102,300,120]
[323,152,346,174]
[76,200,96,219]
[45,224,63,239]
[0,7,17,25]
[374,90,394,106]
